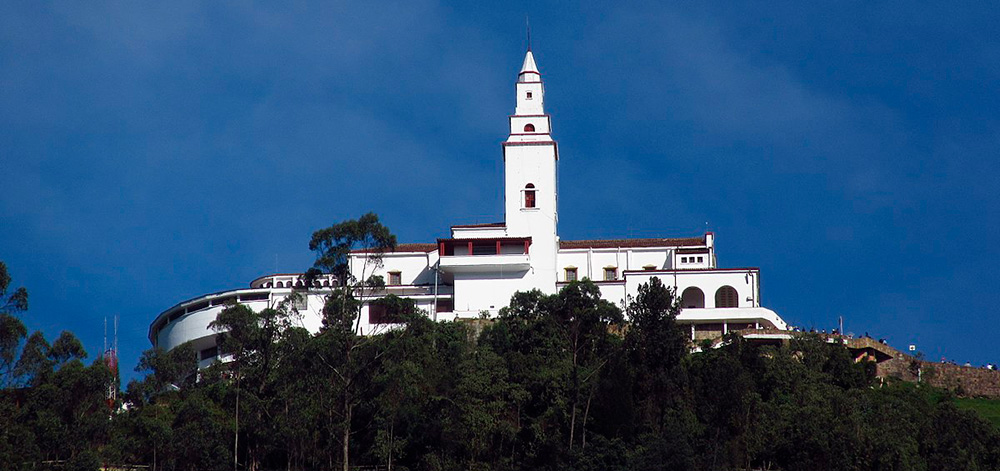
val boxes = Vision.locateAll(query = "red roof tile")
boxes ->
[676,247,709,254]
[560,237,705,250]
[438,237,531,243]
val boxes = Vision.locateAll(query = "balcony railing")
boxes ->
[438,253,531,272]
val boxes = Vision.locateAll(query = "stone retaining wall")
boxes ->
[879,354,1000,397]
[734,330,1000,398]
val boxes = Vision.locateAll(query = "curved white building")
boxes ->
[150,47,789,357]
[148,274,338,366]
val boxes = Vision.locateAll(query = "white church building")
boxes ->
[149,49,789,365]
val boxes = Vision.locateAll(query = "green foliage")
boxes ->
[307,212,397,286]
[4,245,1000,471]
[0,261,29,387]
[955,397,1000,429]
[0,262,123,470]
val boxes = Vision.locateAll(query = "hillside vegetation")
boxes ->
[956,397,1000,429]
[3,259,1000,470]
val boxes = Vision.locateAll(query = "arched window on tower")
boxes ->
[524,183,536,208]
[681,287,705,309]
[715,286,739,308]
[524,123,535,132]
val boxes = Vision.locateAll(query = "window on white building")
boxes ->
[524,123,535,132]
[435,298,453,313]
[388,271,401,286]
[604,267,617,281]
[200,346,218,361]
[369,304,388,324]
[681,257,688,263]
[565,267,578,282]
[524,183,536,208]
[715,286,739,308]
[292,294,308,311]
[681,287,705,308]
[697,256,704,263]
[526,91,533,99]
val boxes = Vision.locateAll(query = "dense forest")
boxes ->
[2,216,999,471]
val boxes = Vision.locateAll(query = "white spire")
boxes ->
[511,47,547,133]
[518,50,540,82]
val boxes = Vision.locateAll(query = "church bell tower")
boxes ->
[503,48,559,292]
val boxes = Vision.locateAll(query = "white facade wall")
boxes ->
[500,148,558,295]
[451,226,508,238]
[557,248,690,283]
[355,294,452,334]
[352,251,439,286]
[675,253,711,270]
[557,251,590,281]
[451,270,530,317]
[593,282,627,309]
[510,116,551,135]
[628,249,673,270]
[152,289,329,354]
[624,270,760,309]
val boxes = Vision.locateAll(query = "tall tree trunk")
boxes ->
[234,374,240,471]
[569,401,577,450]
[387,422,394,471]
[341,396,351,471]
[285,400,291,471]
[581,387,594,450]
[329,399,335,471]
[568,346,579,451]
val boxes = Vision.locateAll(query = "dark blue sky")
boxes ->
[2,2,998,381]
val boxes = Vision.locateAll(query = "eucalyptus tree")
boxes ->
[624,277,690,435]
[553,280,623,451]
[117,343,199,470]
[305,212,397,471]
[479,280,623,468]
[210,297,305,471]
[0,261,28,387]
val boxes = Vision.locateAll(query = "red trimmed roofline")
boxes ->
[350,243,438,254]
[451,222,506,228]
[559,236,705,250]
[621,267,760,275]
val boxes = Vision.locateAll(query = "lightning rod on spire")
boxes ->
[526,16,531,51]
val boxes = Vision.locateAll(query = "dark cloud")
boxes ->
[2,2,998,378]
